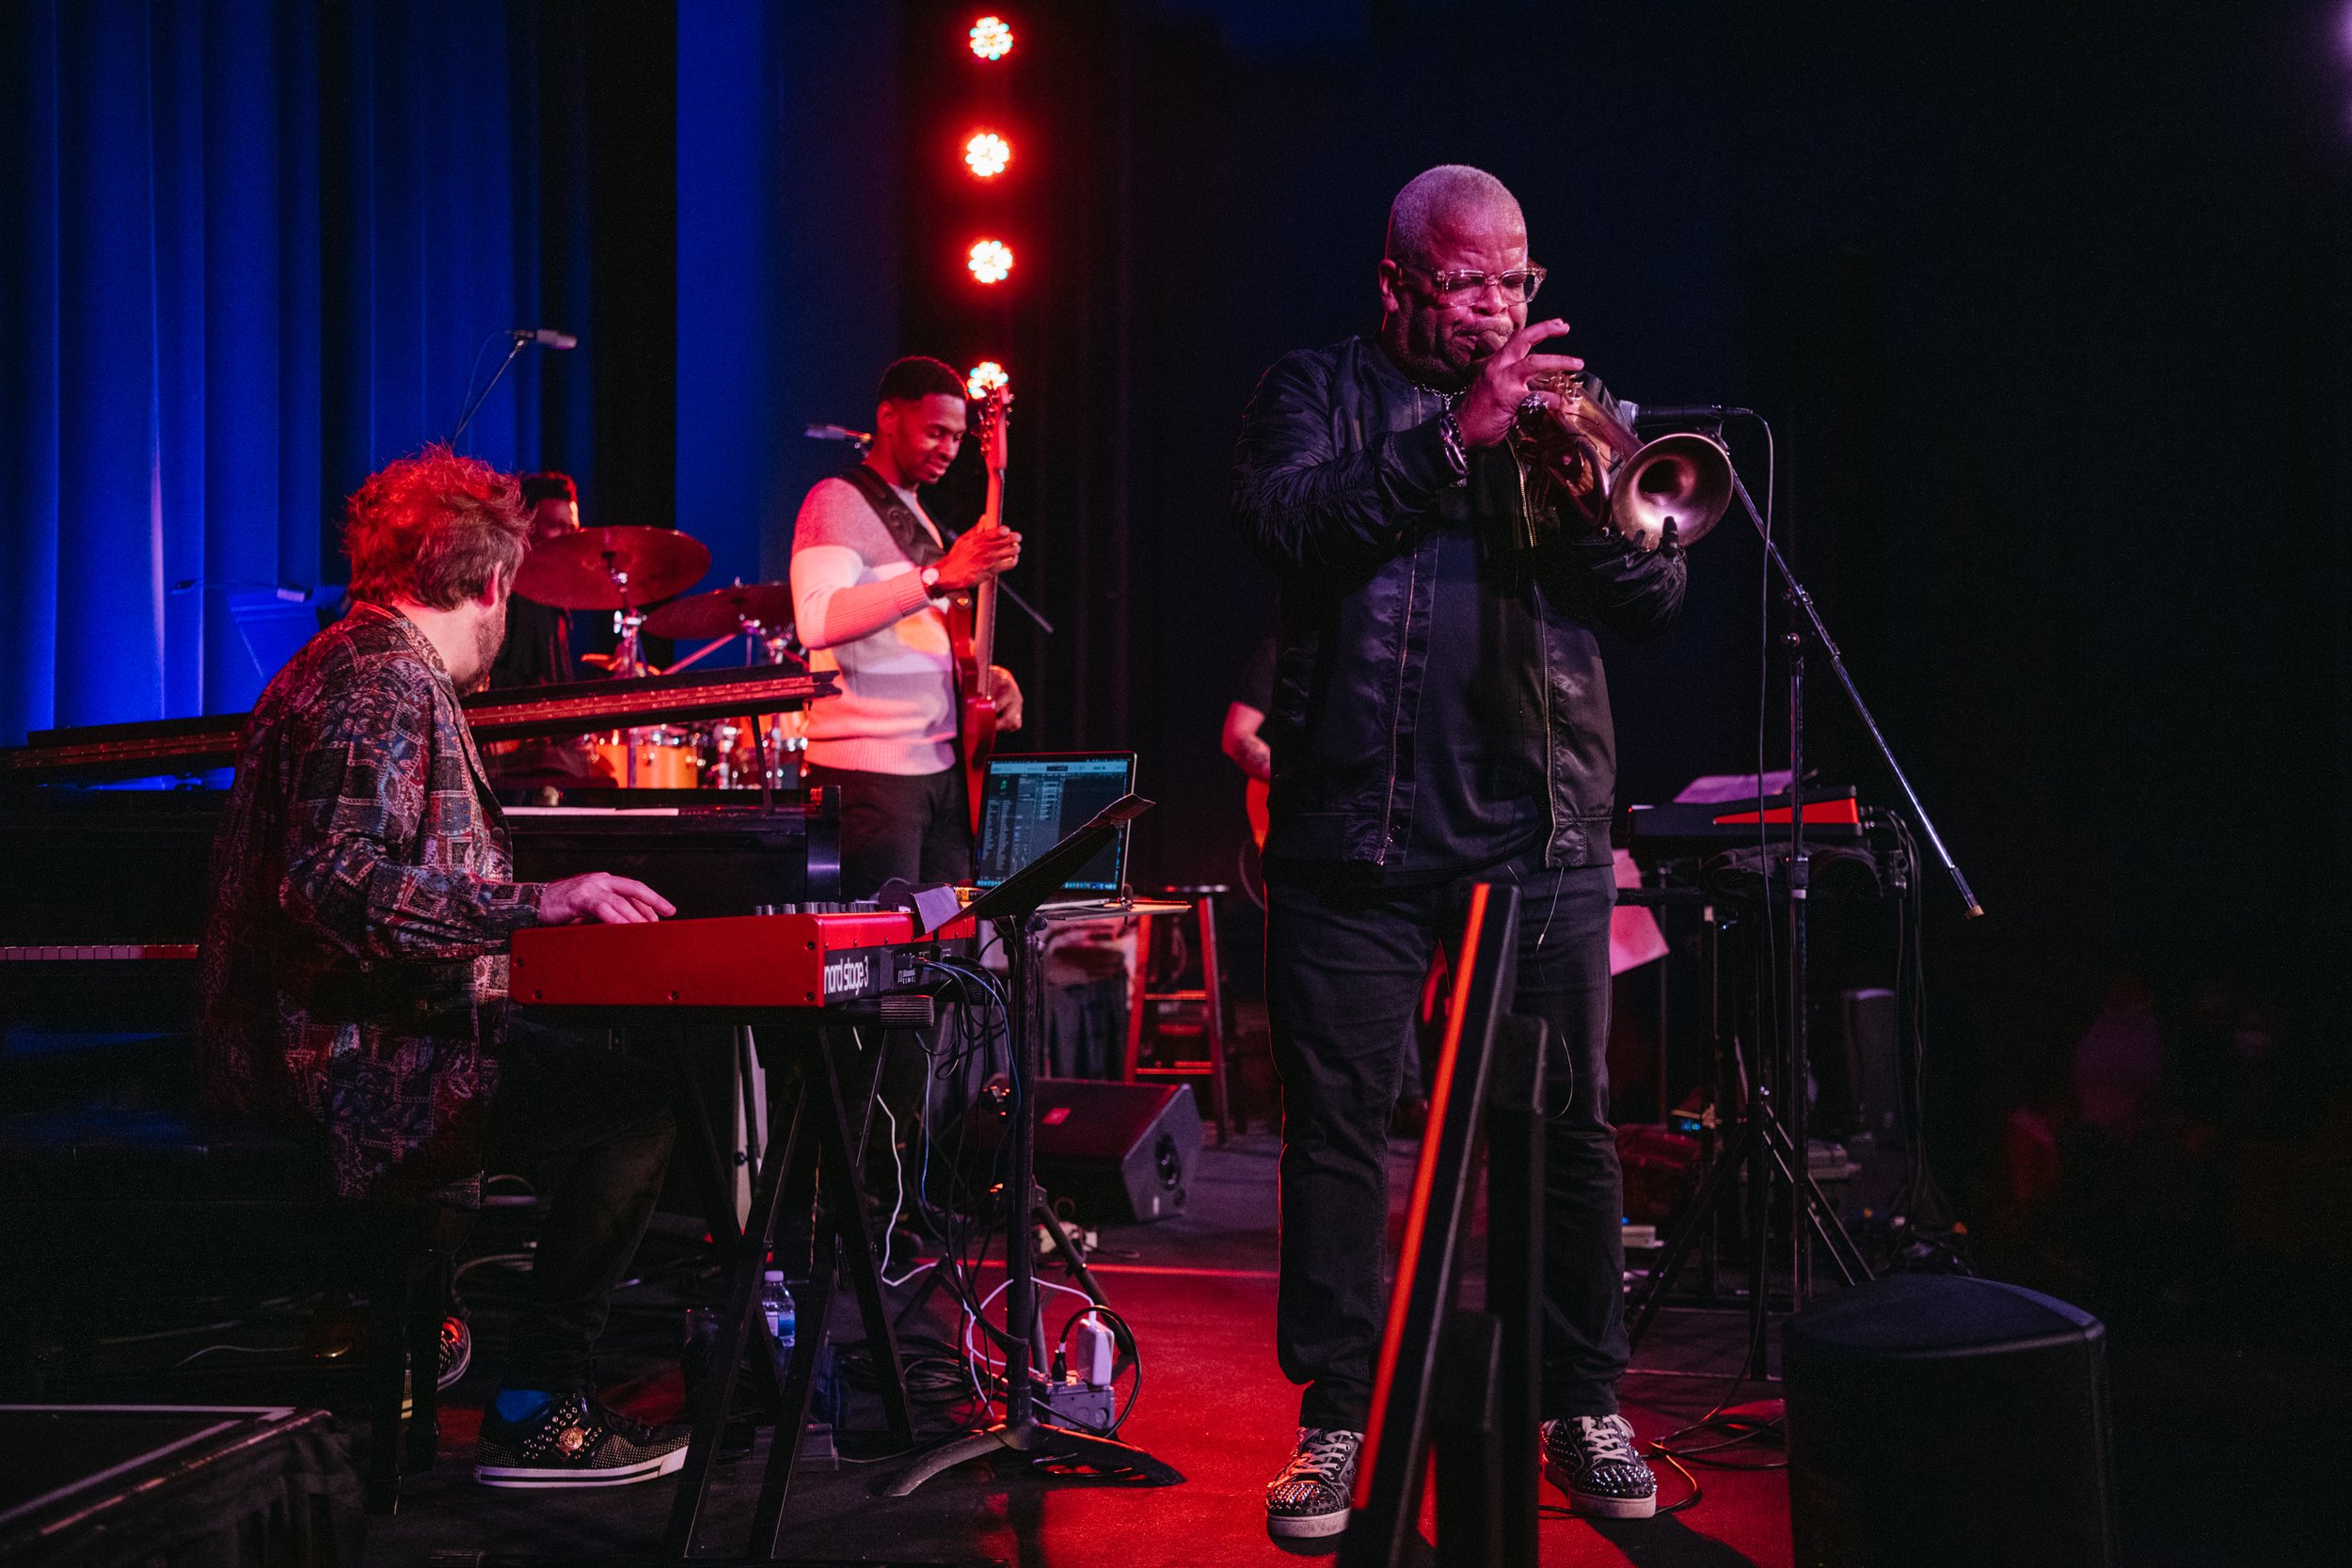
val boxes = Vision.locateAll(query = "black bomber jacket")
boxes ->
[1230,333,1688,873]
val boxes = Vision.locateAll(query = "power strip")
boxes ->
[1038,1376,1117,1433]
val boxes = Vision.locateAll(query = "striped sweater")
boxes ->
[788,473,956,775]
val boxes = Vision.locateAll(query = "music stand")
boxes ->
[882,794,1186,1495]
[1339,882,1548,1568]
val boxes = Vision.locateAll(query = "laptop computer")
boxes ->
[969,752,1139,911]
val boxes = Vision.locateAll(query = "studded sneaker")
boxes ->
[1265,1426,1363,1540]
[474,1389,691,1489]
[1541,1414,1659,1518]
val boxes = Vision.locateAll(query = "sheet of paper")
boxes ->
[1673,770,1793,805]
[1609,848,1669,974]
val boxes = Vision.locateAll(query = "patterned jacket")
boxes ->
[199,602,545,1198]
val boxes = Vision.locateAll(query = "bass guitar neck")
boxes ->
[952,374,1013,835]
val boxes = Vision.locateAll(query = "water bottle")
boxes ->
[759,1270,797,1370]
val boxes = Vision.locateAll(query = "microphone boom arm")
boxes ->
[1724,466,1983,917]
[451,336,530,447]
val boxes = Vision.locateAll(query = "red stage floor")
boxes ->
[368,1134,1791,1567]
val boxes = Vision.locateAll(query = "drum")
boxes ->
[703,712,804,791]
[587,729,701,789]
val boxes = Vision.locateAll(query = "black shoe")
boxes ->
[1265,1427,1361,1540]
[474,1389,691,1489]
[1542,1414,1659,1518]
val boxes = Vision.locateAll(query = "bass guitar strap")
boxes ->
[835,464,946,570]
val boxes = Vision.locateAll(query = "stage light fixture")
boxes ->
[967,360,1009,399]
[964,132,1011,179]
[967,239,1014,284]
[969,15,1013,61]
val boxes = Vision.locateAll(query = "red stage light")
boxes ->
[964,132,1011,179]
[967,239,1014,284]
[969,15,1013,61]
[967,360,1009,399]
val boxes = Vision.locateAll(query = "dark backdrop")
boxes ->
[962,0,2352,1143]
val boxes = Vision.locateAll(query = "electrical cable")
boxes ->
[961,1275,1096,1414]
[1054,1302,1143,1434]
[891,933,1154,1445]
[172,1340,303,1368]
[876,1095,919,1286]
[453,1250,536,1288]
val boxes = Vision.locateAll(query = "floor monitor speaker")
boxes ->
[998,1079,1201,1225]
[1785,1274,2117,1568]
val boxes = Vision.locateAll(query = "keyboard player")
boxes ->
[199,445,695,1490]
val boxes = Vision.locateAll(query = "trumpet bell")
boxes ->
[1610,432,1733,552]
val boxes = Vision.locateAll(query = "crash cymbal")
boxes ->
[512,527,711,610]
[643,580,798,641]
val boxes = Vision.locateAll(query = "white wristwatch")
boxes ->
[920,565,942,591]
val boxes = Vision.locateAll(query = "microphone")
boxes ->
[1629,402,1747,428]
[449,328,578,443]
[803,423,873,445]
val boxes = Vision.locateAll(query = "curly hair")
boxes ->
[343,445,532,610]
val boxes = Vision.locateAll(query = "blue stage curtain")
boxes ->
[0,0,552,744]
[675,0,901,595]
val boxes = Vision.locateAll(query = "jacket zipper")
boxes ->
[1515,447,1560,862]
[1377,388,1427,864]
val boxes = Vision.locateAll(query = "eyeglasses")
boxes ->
[1407,265,1547,306]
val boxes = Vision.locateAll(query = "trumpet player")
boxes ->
[1231,164,1686,1537]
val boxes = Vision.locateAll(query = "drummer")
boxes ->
[486,472,582,690]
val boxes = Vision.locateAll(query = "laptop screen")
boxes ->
[974,752,1137,892]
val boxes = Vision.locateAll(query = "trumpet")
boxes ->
[1513,372,1732,553]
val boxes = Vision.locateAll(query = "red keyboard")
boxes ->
[511,910,972,1010]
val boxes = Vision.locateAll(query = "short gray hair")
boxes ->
[1385,165,1522,266]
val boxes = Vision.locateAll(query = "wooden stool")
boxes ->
[1122,885,1232,1144]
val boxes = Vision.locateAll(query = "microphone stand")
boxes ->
[1629,409,1979,917]
[1627,420,1980,1360]
[993,580,1056,637]
[1725,467,1982,922]
[450,336,531,446]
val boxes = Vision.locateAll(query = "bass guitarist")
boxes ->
[790,356,1024,898]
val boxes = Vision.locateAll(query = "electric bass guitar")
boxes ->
[947,374,1011,835]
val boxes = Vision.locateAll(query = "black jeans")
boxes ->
[803,763,972,901]
[1265,851,1627,1430]
[486,1015,678,1390]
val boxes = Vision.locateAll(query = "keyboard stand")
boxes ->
[661,1014,914,1560]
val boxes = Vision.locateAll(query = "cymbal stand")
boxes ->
[740,618,776,811]
[600,556,648,785]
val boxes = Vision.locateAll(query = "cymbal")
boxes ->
[513,527,711,610]
[643,580,798,641]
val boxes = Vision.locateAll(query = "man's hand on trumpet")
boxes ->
[1455,317,1586,448]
